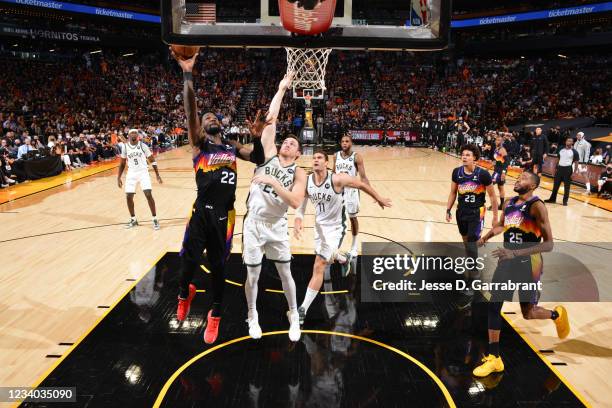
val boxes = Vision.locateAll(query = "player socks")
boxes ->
[245,265,262,316]
[275,262,297,313]
[489,342,500,357]
[300,287,319,314]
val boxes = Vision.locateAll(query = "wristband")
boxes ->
[183,72,193,81]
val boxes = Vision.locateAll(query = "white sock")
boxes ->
[131,216,136,221]
[275,262,297,313]
[351,234,358,253]
[245,265,261,318]
[586,182,591,192]
[152,215,158,221]
[300,287,319,314]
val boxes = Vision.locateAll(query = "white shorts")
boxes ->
[344,187,360,217]
[314,222,346,263]
[125,170,152,194]
[242,216,291,265]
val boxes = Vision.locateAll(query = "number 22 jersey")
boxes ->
[193,138,237,210]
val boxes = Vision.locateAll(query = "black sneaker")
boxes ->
[544,199,556,204]
[298,306,306,325]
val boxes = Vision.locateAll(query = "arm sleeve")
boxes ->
[142,143,152,158]
[249,136,265,165]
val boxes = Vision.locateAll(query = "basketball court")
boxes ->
[1,0,611,407]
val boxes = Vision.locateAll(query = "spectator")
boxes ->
[17,137,34,159]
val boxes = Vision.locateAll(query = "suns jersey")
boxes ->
[452,166,491,209]
[494,148,507,172]
[307,171,344,226]
[334,151,357,177]
[247,156,297,220]
[193,138,237,209]
[121,142,151,172]
[503,196,543,248]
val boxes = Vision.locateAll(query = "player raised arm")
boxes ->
[170,47,203,149]
[252,166,307,209]
[260,72,294,158]
[333,173,392,209]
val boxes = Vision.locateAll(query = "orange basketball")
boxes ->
[170,45,200,60]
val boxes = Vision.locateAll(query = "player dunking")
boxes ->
[238,73,305,341]
[117,129,163,230]
[332,134,369,259]
[446,144,498,305]
[472,171,570,377]
[294,149,391,324]
[172,49,266,344]
[491,134,508,210]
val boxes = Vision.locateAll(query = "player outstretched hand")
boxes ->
[376,196,392,209]
[279,71,295,91]
[169,46,198,72]
[246,110,273,139]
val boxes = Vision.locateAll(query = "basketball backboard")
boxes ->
[161,0,450,51]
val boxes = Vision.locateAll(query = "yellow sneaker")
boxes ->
[553,305,570,339]
[473,354,504,377]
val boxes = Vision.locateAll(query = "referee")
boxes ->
[545,137,579,206]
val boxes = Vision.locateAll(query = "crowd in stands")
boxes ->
[2,43,611,191]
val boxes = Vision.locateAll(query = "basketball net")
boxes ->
[285,47,332,99]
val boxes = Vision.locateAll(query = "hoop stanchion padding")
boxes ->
[286,47,332,99]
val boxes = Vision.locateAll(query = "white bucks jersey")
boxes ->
[248,156,296,220]
[307,171,344,225]
[334,152,357,177]
[122,142,151,172]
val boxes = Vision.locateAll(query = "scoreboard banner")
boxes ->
[349,130,385,141]
[349,130,421,142]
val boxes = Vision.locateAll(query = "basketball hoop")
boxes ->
[285,47,332,100]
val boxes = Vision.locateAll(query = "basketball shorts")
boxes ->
[490,254,543,304]
[491,170,505,185]
[314,222,347,263]
[456,206,485,241]
[344,187,360,217]
[125,170,152,193]
[242,215,291,266]
[180,201,236,266]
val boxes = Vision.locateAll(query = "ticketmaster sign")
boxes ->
[451,2,612,28]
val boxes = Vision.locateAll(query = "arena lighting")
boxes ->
[558,54,568,58]
[12,43,17,46]
[122,52,134,57]
[90,49,102,54]
[520,56,525,59]
[49,49,55,52]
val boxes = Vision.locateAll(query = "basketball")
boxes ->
[170,45,200,60]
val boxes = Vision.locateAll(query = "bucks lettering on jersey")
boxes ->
[248,156,296,220]
[307,171,344,225]
[335,152,357,176]
[503,196,542,249]
[123,142,150,172]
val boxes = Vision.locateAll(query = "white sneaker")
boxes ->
[153,219,160,230]
[349,248,358,258]
[125,218,139,229]
[287,311,301,341]
[247,313,262,339]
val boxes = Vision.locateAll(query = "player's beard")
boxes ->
[514,185,530,194]
[206,124,221,136]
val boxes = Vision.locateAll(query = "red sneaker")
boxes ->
[177,284,196,321]
[204,310,221,344]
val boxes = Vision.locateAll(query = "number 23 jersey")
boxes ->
[193,139,237,209]
[452,166,491,209]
